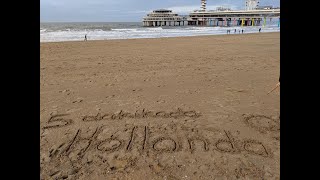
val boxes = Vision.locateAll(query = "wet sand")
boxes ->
[40,32,280,179]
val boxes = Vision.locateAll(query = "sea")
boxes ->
[40,21,280,42]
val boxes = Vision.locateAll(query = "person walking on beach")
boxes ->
[84,34,87,41]
[242,29,244,34]
[234,29,237,34]
[259,28,261,33]
[239,30,240,34]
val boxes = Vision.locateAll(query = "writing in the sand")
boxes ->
[43,108,201,129]
[48,126,270,160]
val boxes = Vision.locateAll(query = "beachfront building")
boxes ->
[142,9,187,27]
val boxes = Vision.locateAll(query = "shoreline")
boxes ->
[40,31,280,44]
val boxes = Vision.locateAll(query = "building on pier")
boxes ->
[142,9,187,27]
[187,0,279,26]
[187,8,280,26]
[142,0,280,27]
[255,6,273,10]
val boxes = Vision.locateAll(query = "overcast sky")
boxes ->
[40,0,280,22]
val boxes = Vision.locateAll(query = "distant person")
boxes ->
[259,28,261,33]
[242,29,244,34]
[239,30,240,34]
[84,34,87,41]
[234,29,236,34]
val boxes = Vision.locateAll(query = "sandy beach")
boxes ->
[40,32,280,179]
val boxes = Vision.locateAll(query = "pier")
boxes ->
[187,9,280,26]
[142,0,280,27]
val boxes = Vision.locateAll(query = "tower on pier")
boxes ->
[245,0,260,10]
[201,0,207,11]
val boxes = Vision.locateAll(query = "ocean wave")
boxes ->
[111,28,139,32]
[40,26,280,42]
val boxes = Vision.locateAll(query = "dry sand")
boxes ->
[40,32,280,180]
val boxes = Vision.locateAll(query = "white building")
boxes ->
[142,9,187,27]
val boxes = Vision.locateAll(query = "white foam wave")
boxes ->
[111,28,138,31]
[40,25,280,42]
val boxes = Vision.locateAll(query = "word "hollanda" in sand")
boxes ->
[49,126,270,161]
[82,108,201,121]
